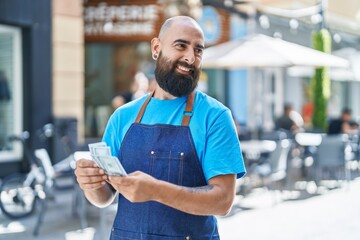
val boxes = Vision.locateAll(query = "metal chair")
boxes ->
[254,139,292,191]
[314,134,352,186]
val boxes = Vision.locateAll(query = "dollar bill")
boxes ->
[88,142,107,169]
[88,142,106,151]
[97,155,127,176]
[87,142,127,176]
[93,146,111,157]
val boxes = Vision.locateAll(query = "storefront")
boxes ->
[83,0,234,138]
[0,0,52,176]
[83,0,164,138]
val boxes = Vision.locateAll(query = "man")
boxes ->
[275,103,303,135]
[328,108,359,134]
[75,16,246,239]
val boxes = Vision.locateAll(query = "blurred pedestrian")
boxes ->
[275,103,303,135]
[111,71,149,110]
[328,107,359,134]
[111,94,126,110]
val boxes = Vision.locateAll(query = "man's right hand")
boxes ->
[74,159,108,190]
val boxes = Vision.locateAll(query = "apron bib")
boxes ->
[110,91,219,239]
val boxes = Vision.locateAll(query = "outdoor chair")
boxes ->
[314,134,352,187]
[261,129,291,141]
[254,138,292,191]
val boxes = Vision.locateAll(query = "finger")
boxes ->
[80,181,106,190]
[77,159,98,168]
[108,175,130,184]
[75,167,105,177]
[77,175,108,184]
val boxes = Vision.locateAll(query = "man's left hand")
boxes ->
[107,171,158,203]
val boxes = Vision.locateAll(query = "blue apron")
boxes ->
[110,91,220,239]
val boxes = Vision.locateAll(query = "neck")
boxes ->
[153,85,177,100]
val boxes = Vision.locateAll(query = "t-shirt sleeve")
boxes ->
[202,109,246,182]
[102,113,121,157]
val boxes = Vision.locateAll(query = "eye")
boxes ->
[175,43,186,49]
[195,48,203,56]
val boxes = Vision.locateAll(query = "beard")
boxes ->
[154,52,200,97]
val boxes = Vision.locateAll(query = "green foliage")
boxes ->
[311,29,332,131]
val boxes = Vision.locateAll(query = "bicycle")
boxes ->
[0,123,79,235]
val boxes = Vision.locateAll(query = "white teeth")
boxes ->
[178,65,190,72]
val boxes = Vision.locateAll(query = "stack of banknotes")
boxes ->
[74,142,127,176]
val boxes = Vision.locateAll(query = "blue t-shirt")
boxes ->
[102,90,246,182]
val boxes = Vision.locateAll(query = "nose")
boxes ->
[183,48,195,65]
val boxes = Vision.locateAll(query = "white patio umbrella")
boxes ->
[333,48,360,80]
[202,34,350,69]
[202,34,350,135]
[287,47,360,81]
[287,66,357,81]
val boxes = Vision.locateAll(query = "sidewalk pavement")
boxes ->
[1,178,360,240]
[0,189,116,240]
[219,177,360,240]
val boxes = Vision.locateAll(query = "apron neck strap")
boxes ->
[181,91,194,126]
[134,91,195,127]
[135,91,154,124]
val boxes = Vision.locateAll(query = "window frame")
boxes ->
[0,24,23,162]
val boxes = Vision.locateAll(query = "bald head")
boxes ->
[158,16,204,39]
[150,16,204,97]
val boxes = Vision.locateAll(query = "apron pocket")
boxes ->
[149,150,184,185]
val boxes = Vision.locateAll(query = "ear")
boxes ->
[151,37,161,56]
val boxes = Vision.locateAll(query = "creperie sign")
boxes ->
[84,1,163,42]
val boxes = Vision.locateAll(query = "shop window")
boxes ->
[84,42,153,138]
[0,24,23,162]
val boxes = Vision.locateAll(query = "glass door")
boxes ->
[0,24,23,162]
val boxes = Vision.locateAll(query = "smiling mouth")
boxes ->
[176,64,193,75]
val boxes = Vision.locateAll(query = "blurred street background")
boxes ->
[1,0,360,239]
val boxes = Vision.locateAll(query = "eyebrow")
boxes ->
[173,39,205,49]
